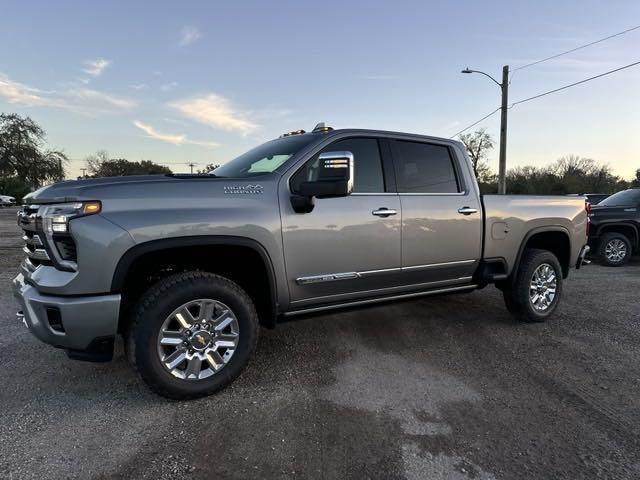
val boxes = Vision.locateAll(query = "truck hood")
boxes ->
[24,174,222,203]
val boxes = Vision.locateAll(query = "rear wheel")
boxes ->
[502,248,563,323]
[127,271,259,399]
[598,232,631,267]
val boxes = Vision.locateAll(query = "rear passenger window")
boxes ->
[391,140,460,193]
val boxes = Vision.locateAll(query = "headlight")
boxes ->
[40,201,101,234]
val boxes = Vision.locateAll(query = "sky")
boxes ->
[0,0,638,178]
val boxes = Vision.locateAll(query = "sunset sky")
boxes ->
[1,0,638,178]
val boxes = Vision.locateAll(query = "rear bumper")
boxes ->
[576,244,590,269]
[12,273,120,361]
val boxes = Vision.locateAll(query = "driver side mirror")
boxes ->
[291,151,354,213]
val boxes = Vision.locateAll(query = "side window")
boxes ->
[391,140,460,193]
[291,138,385,193]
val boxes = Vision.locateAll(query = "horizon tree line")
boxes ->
[2,113,638,201]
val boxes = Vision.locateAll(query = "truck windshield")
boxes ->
[599,189,640,207]
[212,135,318,178]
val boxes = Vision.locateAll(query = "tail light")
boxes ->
[585,201,591,235]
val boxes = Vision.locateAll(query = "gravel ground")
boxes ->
[1,206,639,479]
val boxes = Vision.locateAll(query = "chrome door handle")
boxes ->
[372,208,397,217]
[458,207,478,215]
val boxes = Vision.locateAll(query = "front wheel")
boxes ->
[127,271,259,399]
[502,248,563,323]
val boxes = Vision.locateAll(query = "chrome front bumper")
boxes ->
[12,273,121,356]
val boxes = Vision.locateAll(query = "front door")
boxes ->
[281,137,402,308]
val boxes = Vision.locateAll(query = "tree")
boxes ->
[0,113,67,187]
[85,150,110,176]
[506,155,624,195]
[458,128,495,183]
[85,151,172,177]
[197,163,220,174]
[0,176,31,203]
[631,168,640,188]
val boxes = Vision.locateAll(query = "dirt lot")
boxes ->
[1,206,639,479]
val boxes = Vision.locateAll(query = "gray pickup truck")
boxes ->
[13,124,589,399]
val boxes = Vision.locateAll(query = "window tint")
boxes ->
[392,141,459,193]
[292,138,385,193]
[599,189,640,207]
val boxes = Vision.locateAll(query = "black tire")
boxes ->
[598,232,632,267]
[502,248,563,323]
[126,271,259,400]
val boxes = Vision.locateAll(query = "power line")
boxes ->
[453,60,640,137]
[449,107,500,138]
[510,59,640,107]
[512,25,640,73]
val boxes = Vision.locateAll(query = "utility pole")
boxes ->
[498,65,509,195]
[80,168,87,178]
[187,162,196,174]
[461,64,510,194]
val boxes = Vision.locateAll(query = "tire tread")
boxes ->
[597,232,631,267]
[503,248,563,323]
[126,271,258,400]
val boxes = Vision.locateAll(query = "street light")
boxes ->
[461,65,510,194]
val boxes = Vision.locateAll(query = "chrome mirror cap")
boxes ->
[318,151,354,195]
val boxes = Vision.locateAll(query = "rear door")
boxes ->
[389,139,482,285]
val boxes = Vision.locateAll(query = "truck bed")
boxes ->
[481,195,588,276]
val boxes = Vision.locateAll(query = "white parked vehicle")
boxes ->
[0,195,16,207]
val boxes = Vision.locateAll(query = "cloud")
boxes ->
[69,88,137,110]
[83,58,111,77]
[0,72,136,114]
[0,74,62,108]
[133,120,218,147]
[133,120,184,144]
[169,93,258,134]
[130,83,147,90]
[179,25,202,46]
[160,81,178,92]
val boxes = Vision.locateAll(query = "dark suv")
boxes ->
[588,188,640,266]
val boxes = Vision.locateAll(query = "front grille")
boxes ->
[17,205,78,268]
[21,231,52,267]
[17,204,39,231]
[17,205,52,267]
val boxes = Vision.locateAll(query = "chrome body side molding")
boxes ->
[295,259,476,284]
[284,284,479,317]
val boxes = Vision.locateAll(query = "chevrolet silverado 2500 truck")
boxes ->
[13,124,589,399]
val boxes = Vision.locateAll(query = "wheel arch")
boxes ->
[595,223,639,249]
[112,236,278,329]
[509,226,572,283]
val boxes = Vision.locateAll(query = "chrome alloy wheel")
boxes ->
[529,263,557,312]
[605,239,627,263]
[156,299,240,380]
